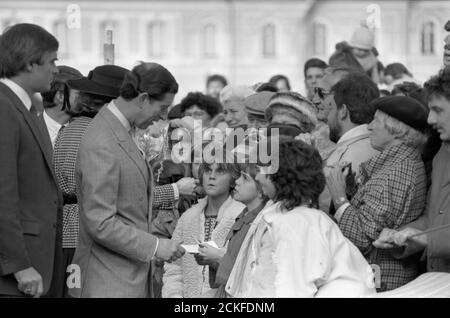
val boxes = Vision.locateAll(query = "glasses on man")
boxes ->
[314,87,331,100]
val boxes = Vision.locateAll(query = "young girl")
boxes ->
[226,138,376,297]
[162,162,245,298]
[195,163,271,297]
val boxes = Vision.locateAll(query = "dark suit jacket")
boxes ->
[0,82,63,296]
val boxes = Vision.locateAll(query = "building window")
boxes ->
[313,22,327,56]
[421,21,435,55]
[203,23,217,58]
[262,23,276,58]
[53,20,69,58]
[147,20,166,58]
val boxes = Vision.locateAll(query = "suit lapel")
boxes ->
[118,140,149,183]
[100,107,149,184]
[0,83,56,179]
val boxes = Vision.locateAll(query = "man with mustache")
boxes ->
[318,72,380,213]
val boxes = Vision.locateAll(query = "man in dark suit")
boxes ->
[0,23,63,297]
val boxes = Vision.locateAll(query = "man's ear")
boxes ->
[25,63,34,73]
[138,92,149,108]
[338,104,349,120]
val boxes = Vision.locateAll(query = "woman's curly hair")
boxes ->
[269,137,325,210]
[179,91,223,118]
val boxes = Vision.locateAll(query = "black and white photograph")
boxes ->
[0,0,450,302]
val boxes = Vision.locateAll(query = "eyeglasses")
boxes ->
[314,87,331,100]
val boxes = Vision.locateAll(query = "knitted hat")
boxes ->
[349,26,375,50]
[370,96,429,132]
[265,92,318,126]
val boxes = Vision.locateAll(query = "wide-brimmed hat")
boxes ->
[67,65,129,98]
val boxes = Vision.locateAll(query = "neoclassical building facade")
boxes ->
[1,0,449,99]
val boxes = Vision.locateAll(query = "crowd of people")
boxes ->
[0,20,450,298]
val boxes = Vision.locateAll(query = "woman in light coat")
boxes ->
[226,138,376,297]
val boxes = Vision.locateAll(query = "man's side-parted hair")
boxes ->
[331,72,380,125]
[270,137,325,210]
[304,58,328,77]
[120,62,178,101]
[0,23,59,78]
[424,67,450,103]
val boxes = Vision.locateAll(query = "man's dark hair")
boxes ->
[206,74,228,88]
[391,82,422,96]
[303,58,328,77]
[120,62,178,101]
[384,63,412,79]
[270,137,325,210]
[424,67,450,102]
[0,23,59,78]
[331,72,380,125]
[179,92,223,118]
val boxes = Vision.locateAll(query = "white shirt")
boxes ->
[108,100,131,132]
[43,110,64,148]
[320,124,378,213]
[0,78,32,110]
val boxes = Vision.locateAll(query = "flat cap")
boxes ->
[371,95,429,132]
[244,91,276,116]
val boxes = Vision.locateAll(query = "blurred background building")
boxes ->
[1,0,449,100]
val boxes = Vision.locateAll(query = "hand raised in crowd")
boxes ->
[373,228,398,249]
[324,162,349,205]
[14,267,44,298]
[176,177,199,196]
[155,238,185,262]
[194,243,226,266]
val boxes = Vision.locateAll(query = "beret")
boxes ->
[244,91,276,116]
[370,95,429,132]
